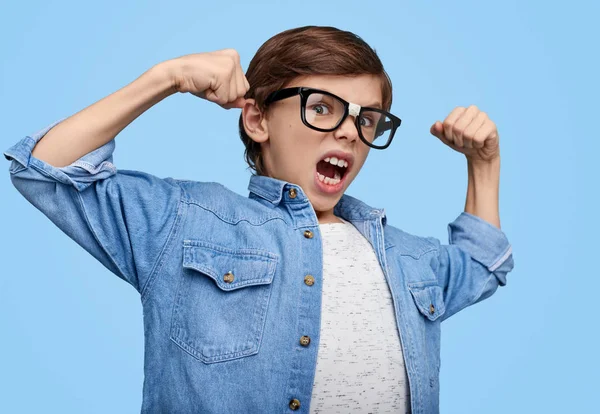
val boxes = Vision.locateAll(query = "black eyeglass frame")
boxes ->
[264,87,401,150]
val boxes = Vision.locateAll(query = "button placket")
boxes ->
[285,216,319,412]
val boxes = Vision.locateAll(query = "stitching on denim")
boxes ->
[398,246,438,260]
[183,262,274,288]
[8,164,26,175]
[375,217,421,401]
[28,158,77,188]
[170,333,259,363]
[141,185,186,301]
[247,184,281,204]
[73,189,132,287]
[183,199,286,226]
[470,272,497,311]
[488,244,512,272]
[71,159,117,175]
[183,240,279,261]
[408,285,445,321]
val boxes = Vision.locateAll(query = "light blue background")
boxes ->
[1,1,597,412]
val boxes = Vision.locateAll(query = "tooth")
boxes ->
[324,157,330,162]
[343,160,348,168]
[325,177,332,184]
[334,171,341,180]
[330,177,340,185]
[330,157,338,165]
[317,173,325,182]
[337,159,345,167]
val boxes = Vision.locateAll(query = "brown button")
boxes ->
[289,399,301,410]
[299,336,311,346]
[304,275,315,286]
[288,188,297,199]
[429,304,435,315]
[304,230,313,239]
[223,271,235,283]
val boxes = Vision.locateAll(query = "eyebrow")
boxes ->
[362,102,383,109]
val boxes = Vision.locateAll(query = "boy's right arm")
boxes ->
[30,63,177,167]
[31,49,249,167]
[4,49,249,295]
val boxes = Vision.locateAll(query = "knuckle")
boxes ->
[215,94,228,105]
[226,49,240,61]
[227,56,236,68]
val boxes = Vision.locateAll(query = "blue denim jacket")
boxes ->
[4,120,514,414]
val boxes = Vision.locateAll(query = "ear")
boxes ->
[242,99,269,143]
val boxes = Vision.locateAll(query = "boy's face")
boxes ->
[257,74,383,220]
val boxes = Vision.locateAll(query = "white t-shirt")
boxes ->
[310,217,411,414]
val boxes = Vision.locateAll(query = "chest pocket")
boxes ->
[407,282,446,322]
[170,240,278,364]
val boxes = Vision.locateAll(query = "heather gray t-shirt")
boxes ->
[310,217,411,414]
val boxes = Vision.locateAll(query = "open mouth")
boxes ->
[316,156,350,186]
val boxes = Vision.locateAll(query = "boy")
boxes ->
[4,26,514,413]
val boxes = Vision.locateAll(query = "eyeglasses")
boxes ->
[264,87,401,149]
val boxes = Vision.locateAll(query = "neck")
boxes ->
[316,208,343,224]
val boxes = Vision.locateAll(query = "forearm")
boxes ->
[464,156,501,229]
[31,61,178,168]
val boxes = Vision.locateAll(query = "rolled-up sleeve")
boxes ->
[427,212,515,321]
[4,120,182,295]
[4,119,117,189]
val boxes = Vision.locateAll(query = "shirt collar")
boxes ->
[247,174,386,225]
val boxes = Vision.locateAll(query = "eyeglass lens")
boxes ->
[304,92,394,148]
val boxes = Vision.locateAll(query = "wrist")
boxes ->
[467,155,501,177]
[151,60,181,96]
[465,156,501,228]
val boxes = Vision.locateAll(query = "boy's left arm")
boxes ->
[428,105,514,320]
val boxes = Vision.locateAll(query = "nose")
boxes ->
[333,114,359,144]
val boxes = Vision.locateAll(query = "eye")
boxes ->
[360,115,374,127]
[310,104,330,115]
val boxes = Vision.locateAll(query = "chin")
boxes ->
[306,191,342,212]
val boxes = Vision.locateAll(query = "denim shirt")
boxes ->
[4,120,514,414]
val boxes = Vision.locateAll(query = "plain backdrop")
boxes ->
[1,1,598,413]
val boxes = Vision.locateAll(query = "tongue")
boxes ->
[317,161,337,179]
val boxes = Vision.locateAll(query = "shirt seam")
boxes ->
[183,199,286,226]
[73,189,133,288]
[140,184,186,300]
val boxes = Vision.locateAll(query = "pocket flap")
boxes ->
[182,240,278,291]
[408,283,446,321]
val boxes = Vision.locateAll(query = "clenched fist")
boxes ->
[170,49,250,109]
[430,105,500,163]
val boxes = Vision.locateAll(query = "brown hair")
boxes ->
[239,26,393,175]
